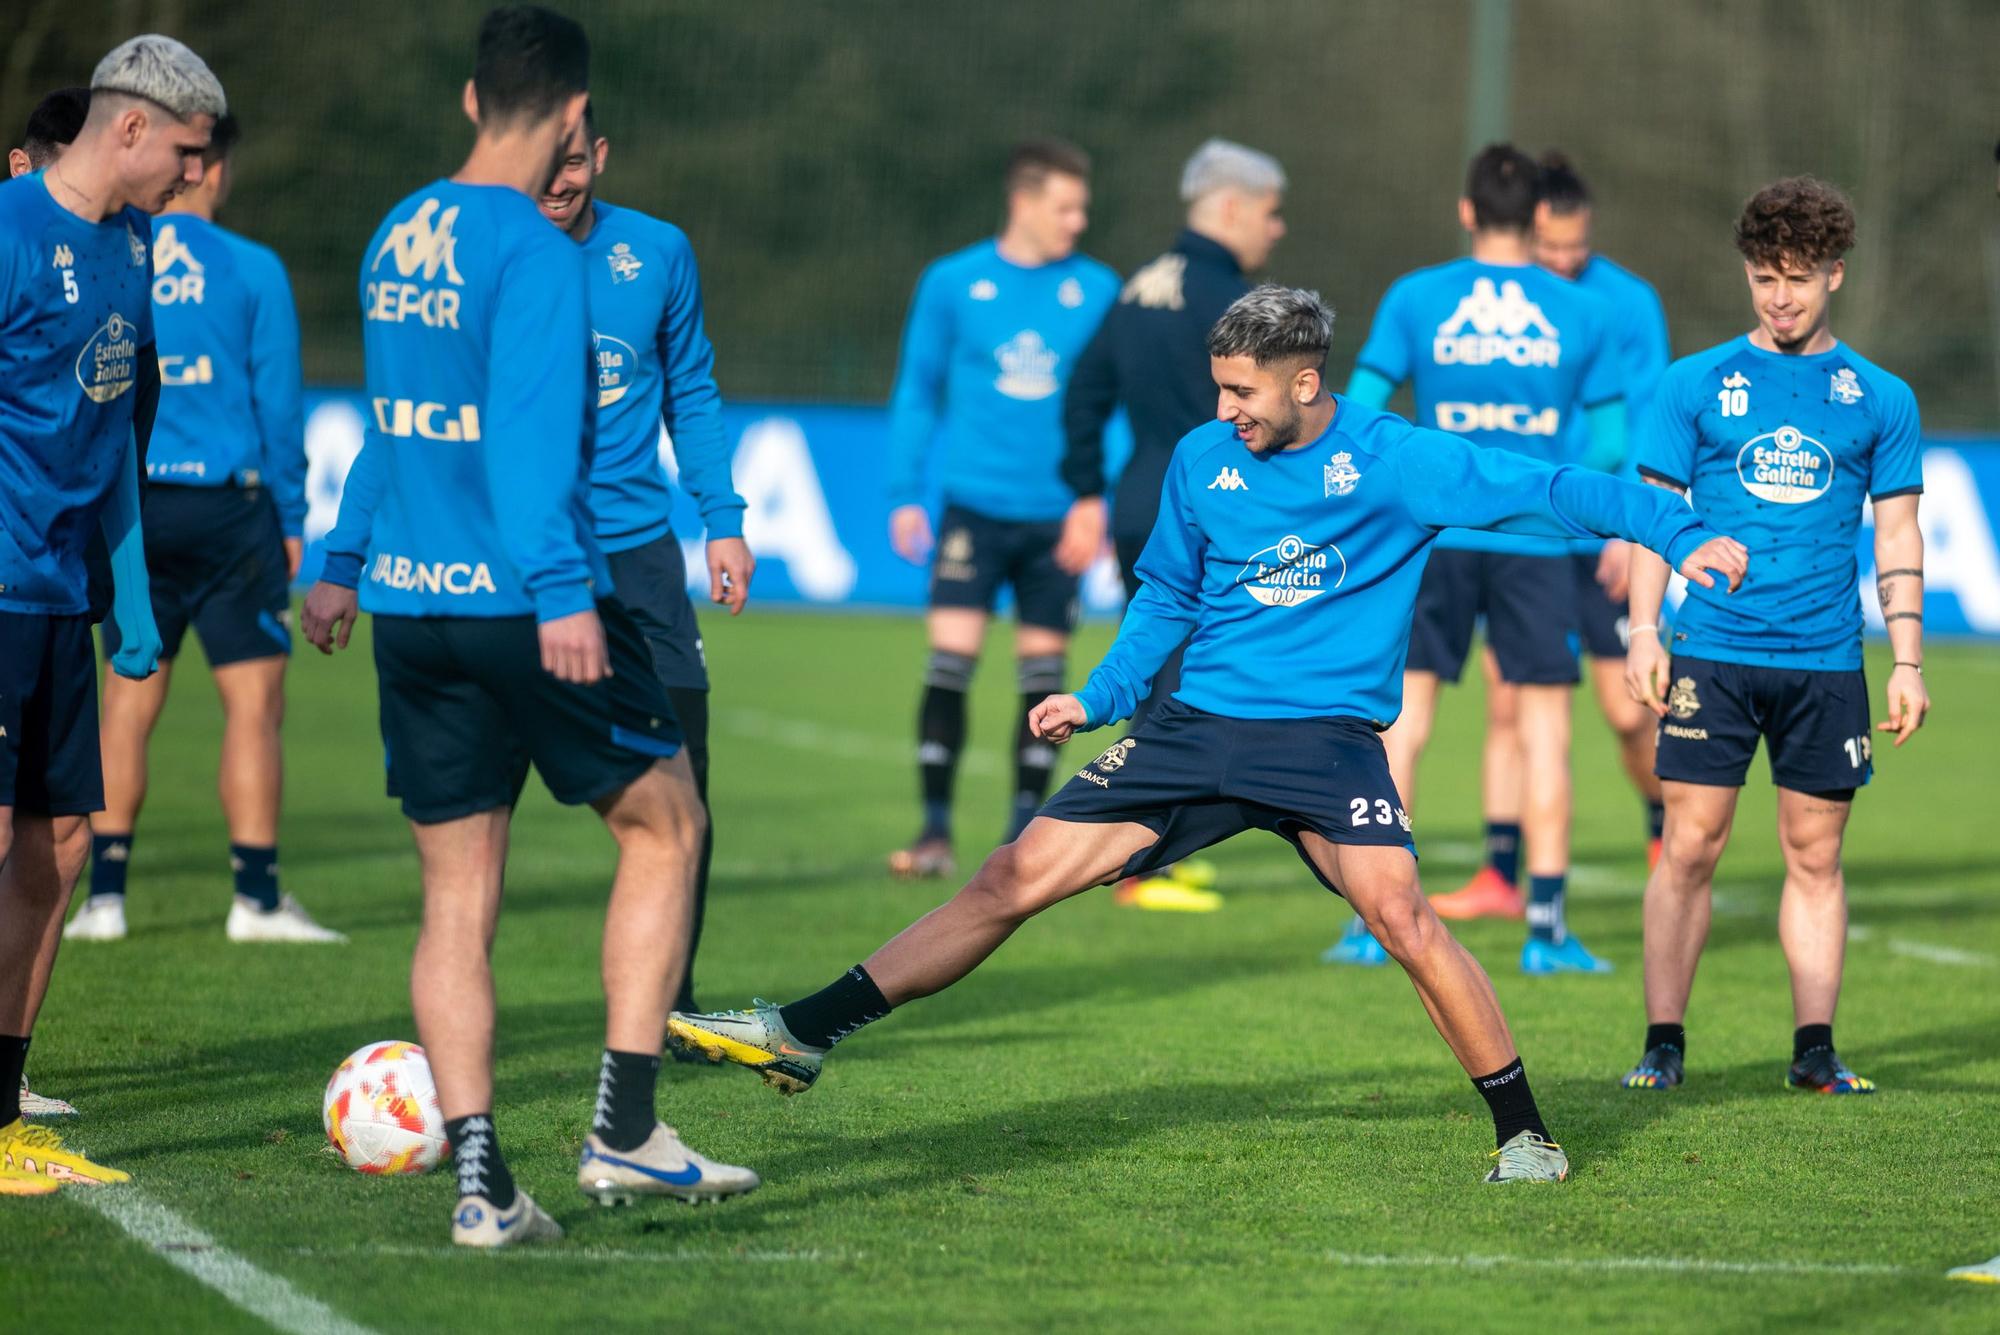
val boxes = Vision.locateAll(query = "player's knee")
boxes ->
[925,650,977,693]
[1016,653,1064,699]
[1780,840,1842,892]
[1364,888,1436,961]
[962,842,1053,923]
[1661,823,1726,878]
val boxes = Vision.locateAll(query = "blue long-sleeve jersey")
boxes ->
[1073,402,1718,730]
[886,239,1119,522]
[1352,256,1624,555]
[0,173,155,614]
[581,200,742,550]
[1637,335,1922,671]
[342,181,607,621]
[145,213,307,535]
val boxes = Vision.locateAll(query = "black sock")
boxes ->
[1525,874,1567,945]
[230,843,280,912]
[1645,1022,1685,1055]
[779,965,893,1051]
[1484,821,1521,886]
[1646,801,1666,841]
[0,1035,28,1125]
[90,833,133,900]
[1010,695,1057,841]
[592,1049,661,1152]
[445,1113,516,1209]
[1471,1056,1550,1147]
[1794,1023,1834,1061]
[917,656,973,839]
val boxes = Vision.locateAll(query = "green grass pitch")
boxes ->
[6,610,1998,1332]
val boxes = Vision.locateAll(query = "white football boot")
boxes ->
[19,1078,79,1118]
[225,895,348,944]
[451,1190,563,1248]
[63,896,128,941]
[577,1122,761,1206]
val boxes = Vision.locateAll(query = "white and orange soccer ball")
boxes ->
[322,1040,448,1175]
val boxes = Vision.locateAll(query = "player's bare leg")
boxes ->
[1301,832,1565,1181]
[1774,788,1871,1092]
[596,756,706,1054]
[0,814,91,1038]
[1517,683,1608,973]
[1382,668,1440,811]
[1432,652,1525,921]
[409,809,511,1122]
[1622,780,1737,1089]
[1008,623,1069,843]
[213,657,285,846]
[95,661,173,836]
[893,606,990,880]
[1588,656,1664,863]
[672,816,1157,1087]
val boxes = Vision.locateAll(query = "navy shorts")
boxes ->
[1039,698,1413,898]
[372,601,682,824]
[1406,548,1580,686]
[1571,552,1631,659]
[101,484,291,667]
[929,504,1078,633]
[606,533,709,691]
[0,613,103,815]
[1653,655,1873,794]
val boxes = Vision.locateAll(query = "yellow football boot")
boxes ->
[0,1119,130,1186]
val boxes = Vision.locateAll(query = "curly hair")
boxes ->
[1734,176,1856,268]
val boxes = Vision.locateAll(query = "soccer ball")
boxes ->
[322,1040,448,1175]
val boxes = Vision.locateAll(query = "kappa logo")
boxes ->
[52,244,74,270]
[1667,677,1701,720]
[1736,424,1834,504]
[1324,450,1361,497]
[994,330,1059,400]
[151,223,206,305]
[969,278,998,302]
[607,241,643,283]
[1121,253,1186,310]
[1057,276,1086,309]
[593,330,639,407]
[1433,277,1561,367]
[1723,371,1752,390]
[372,199,464,284]
[1829,366,1865,406]
[1208,465,1248,492]
[1236,534,1346,607]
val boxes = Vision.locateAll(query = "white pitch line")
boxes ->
[1325,1249,1913,1278]
[1885,939,1996,968]
[288,1243,848,1265]
[77,1187,380,1335]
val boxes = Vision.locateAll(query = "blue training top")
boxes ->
[579,200,742,551]
[145,213,307,535]
[0,173,154,614]
[1636,335,1922,671]
[1561,253,1670,481]
[1073,400,1719,730]
[333,180,608,621]
[1351,256,1624,555]
[886,238,1119,523]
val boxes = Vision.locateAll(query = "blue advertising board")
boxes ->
[301,391,2000,635]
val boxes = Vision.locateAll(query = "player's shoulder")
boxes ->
[1330,396,1415,459]
[1170,419,1242,476]
[209,221,289,279]
[1581,253,1662,306]
[1063,252,1120,292]
[928,238,999,277]
[1659,336,1748,393]
[593,200,692,258]
[1382,256,1470,299]
[1830,342,1917,415]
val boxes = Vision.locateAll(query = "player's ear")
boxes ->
[592,136,609,176]
[461,80,480,128]
[1294,364,1320,405]
[6,148,28,179]
[1825,259,1845,293]
[1457,197,1477,234]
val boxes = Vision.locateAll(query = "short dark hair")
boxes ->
[1536,149,1590,215]
[1207,284,1334,372]
[1005,137,1090,196]
[20,86,90,168]
[1734,176,1856,269]
[473,5,589,129]
[201,111,240,166]
[582,97,597,139]
[1465,142,1539,232]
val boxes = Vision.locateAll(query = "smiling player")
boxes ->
[1620,177,1926,1096]
[670,286,1749,1185]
